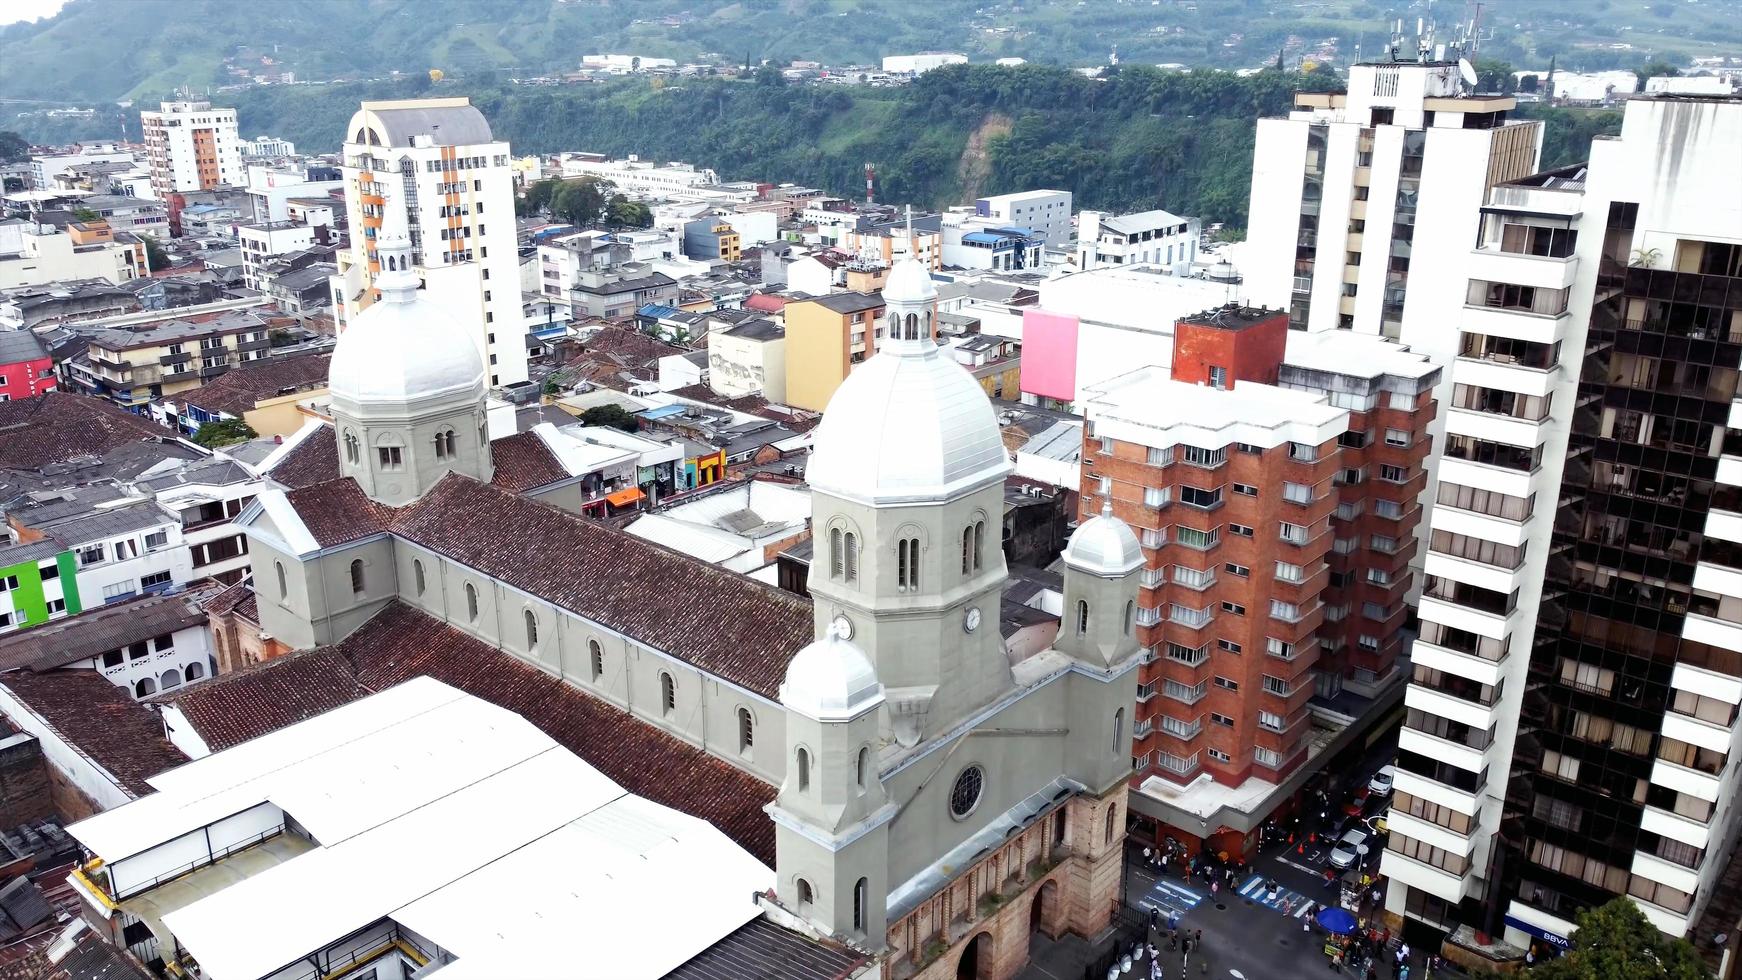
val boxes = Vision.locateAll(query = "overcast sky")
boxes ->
[2,0,68,27]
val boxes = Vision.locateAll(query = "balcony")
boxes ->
[1441,435,1541,474]
[1467,245,1579,291]
[1170,605,1214,629]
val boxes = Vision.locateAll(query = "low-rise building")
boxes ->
[65,307,280,410]
[782,291,887,412]
[940,213,1044,272]
[0,279,139,330]
[4,493,192,615]
[0,219,144,289]
[882,52,968,73]
[682,217,742,263]
[1076,209,1200,274]
[67,194,169,241]
[0,586,220,701]
[238,220,316,290]
[708,316,786,402]
[975,189,1072,247]
[157,352,329,437]
[565,267,680,318]
[0,330,56,400]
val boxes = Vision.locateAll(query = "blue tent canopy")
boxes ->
[1316,906,1359,935]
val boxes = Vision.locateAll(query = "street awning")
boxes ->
[606,487,645,507]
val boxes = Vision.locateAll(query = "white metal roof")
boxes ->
[625,513,752,565]
[1082,365,1348,452]
[1284,330,1438,381]
[71,679,772,979]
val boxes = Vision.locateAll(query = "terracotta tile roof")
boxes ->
[563,325,691,386]
[340,604,777,863]
[0,670,187,796]
[266,429,339,489]
[485,431,569,493]
[176,354,330,418]
[0,392,167,471]
[662,385,821,434]
[389,476,812,699]
[202,579,251,617]
[160,648,365,752]
[667,917,867,980]
[154,601,778,863]
[282,478,395,548]
[272,427,568,495]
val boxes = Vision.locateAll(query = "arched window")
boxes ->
[1105,803,1119,846]
[961,525,973,575]
[434,430,449,460]
[185,661,205,681]
[1053,807,1067,846]
[1076,599,1090,635]
[852,877,868,931]
[831,527,844,578]
[844,532,860,582]
[856,746,870,790]
[275,561,287,600]
[413,560,426,596]
[343,431,359,464]
[465,583,479,622]
[589,639,603,680]
[349,559,365,596]
[796,747,811,792]
[524,609,538,648]
[660,671,676,715]
[897,537,921,591]
[904,312,918,339]
[797,878,814,909]
[1124,600,1135,636]
[135,678,156,698]
[1113,708,1124,754]
[737,707,754,753]
[973,520,985,571]
[160,669,182,690]
[445,430,457,456]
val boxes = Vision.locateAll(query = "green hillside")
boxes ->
[5,62,1625,231]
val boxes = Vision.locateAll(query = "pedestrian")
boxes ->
[1401,942,1411,962]
[1169,930,1177,952]
[1400,967,1409,980]
[1210,879,1218,896]
[1182,936,1192,956]
[1194,929,1202,946]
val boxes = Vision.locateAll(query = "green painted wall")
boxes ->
[1,551,78,630]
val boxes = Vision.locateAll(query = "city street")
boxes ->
[1022,737,1406,980]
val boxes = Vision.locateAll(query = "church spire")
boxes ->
[374,191,418,305]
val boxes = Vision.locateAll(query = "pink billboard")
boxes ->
[1020,309,1080,403]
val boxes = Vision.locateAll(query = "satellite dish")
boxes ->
[1459,58,1478,88]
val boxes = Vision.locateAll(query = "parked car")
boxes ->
[1329,829,1370,870]
[1368,766,1396,796]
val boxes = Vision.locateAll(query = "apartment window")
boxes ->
[1275,561,1305,583]
[1221,601,1246,616]
[140,571,172,591]
[1181,485,1222,509]
[1259,710,1285,732]
[144,530,168,551]
[1225,562,1250,577]
[1208,366,1229,389]
[77,543,105,567]
[1337,467,1366,486]
[1279,522,1308,545]
[1375,499,1405,519]
[1218,639,1242,654]
[1167,641,1209,665]
[1262,675,1292,696]
[1558,658,1615,695]
[1177,526,1220,550]
[1208,748,1232,763]
[1229,523,1254,538]
[1143,486,1170,508]
[1380,464,1409,483]
[1235,442,1262,455]
[1098,475,1113,495]
[1339,430,1368,449]
[1210,712,1235,727]
[1384,428,1411,447]
[1287,442,1318,462]
[1147,446,1174,466]
[1182,446,1226,468]
[1098,436,1114,455]
[1214,676,1239,692]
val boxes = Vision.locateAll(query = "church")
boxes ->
[233,192,1142,979]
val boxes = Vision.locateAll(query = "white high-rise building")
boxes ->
[976,189,1072,247]
[333,98,527,388]
[1245,62,1545,579]
[139,101,243,199]
[1379,93,1742,956]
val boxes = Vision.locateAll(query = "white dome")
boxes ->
[781,630,883,721]
[1064,504,1145,577]
[807,343,1010,505]
[328,294,488,407]
[882,256,937,304]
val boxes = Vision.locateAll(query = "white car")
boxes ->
[1368,766,1396,796]
[1329,829,1369,870]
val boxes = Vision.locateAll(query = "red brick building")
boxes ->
[1079,306,1439,854]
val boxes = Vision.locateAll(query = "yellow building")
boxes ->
[781,291,884,412]
[69,307,279,411]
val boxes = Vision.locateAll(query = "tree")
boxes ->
[551,177,612,227]
[754,62,786,87]
[605,196,652,229]
[0,131,27,164]
[72,207,100,223]
[1528,898,1710,980]
[580,404,640,432]
[191,417,257,448]
[137,233,170,271]
[1637,59,1681,86]
[1474,58,1516,94]
[517,178,560,218]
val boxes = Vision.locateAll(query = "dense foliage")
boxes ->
[191,418,257,448]
[3,0,1729,104]
[1525,898,1710,980]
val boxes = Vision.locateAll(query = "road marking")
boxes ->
[1237,874,1320,920]
[1272,855,1323,876]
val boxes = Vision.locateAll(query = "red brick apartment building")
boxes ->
[1078,305,1439,854]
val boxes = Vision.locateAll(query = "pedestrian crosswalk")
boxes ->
[1135,877,1208,924]
[1236,874,1319,920]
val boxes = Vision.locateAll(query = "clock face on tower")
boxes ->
[964,607,981,633]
